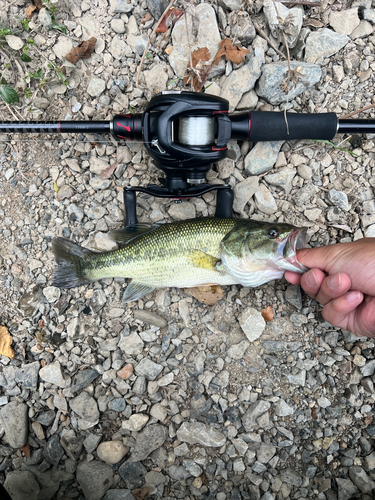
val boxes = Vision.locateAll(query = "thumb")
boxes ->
[296,246,338,273]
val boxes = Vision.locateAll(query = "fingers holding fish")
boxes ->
[312,272,353,306]
[320,291,365,335]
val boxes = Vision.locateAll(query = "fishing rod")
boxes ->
[1,90,374,224]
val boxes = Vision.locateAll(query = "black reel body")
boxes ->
[2,90,374,226]
[113,91,232,191]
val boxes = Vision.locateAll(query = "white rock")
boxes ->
[317,397,331,408]
[118,332,144,355]
[238,307,266,342]
[97,441,128,464]
[330,8,360,35]
[5,35,23,51]
[42,286,61,303]
[39,361,66,388]
[122,414,149,431]
[254,184,278,215]
[87,77,106,97]
[144,64,169,95]
[53,37,74,60]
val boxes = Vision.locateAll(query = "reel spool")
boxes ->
[178,116,215,146]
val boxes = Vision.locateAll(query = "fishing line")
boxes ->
[178,116,215,146]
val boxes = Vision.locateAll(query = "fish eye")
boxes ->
[268,227,280,239]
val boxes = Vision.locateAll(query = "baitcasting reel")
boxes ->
[1,90,375,224]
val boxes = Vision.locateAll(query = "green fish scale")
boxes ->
[85,218,239,287]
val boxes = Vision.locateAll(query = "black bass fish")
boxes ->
[52,218,308,302]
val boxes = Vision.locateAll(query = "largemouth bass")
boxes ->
[52,217,308,302]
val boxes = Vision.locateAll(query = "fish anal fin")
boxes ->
[189,250,221,271]
[122,281,156,303]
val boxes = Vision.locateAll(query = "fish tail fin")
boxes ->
[52,237,93,289]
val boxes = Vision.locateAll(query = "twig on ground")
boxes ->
[280,1,321,5]
[3,102,19,121]
[341,103,375,119]
[136,0,177,88]
[9,142,27,180]
[253,22,286,59]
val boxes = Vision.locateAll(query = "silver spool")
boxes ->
[178,116,215,146]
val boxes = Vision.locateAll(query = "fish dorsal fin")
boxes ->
[189,249,221,271]
[122,281,156,303]
[109,223,160,246]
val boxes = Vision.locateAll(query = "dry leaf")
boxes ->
[213,38,249,66]
[65,37,97,65]
[311,407,318,421]
[183,47,211,91]
[328,224,353,233]
[261,305,274,322]
[0,325,15,359]
[165,45,173,56]
[185,285,225,305]
[100,163,118,179]
[26,4,37,18]
[100,155,125,179]
[33,0,43,10]
[156,8,184,33]
[365,416,373,426]
[141,12,152,24]
[131,486,153,500]
[303,19,324,28]
[21,443,30,458]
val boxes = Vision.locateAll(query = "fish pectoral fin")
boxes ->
[109,223,160,246]
[122,281,156,303]
[189,250,221,271]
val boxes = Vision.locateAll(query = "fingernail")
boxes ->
[305,270,318,287]
[327,273,341,290]
[346,291,361,303]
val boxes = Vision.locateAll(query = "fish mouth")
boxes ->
[290,228,307,252]
[280,228,309,273]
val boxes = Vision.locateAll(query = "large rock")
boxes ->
[220,47,264,112]
[242,400,271,431]
[254,184,278,215]
[39,361,66,388]
[348,466,375,493]
[77,461,114,500]
[264,167,296,194]
[263,0,303,48]
[233,176,259,213]
[330,8,360,35]
[0,401,28,448]
[4,471,40,500]
[304,28,349,64]
[69,391,99,430]
[169,4,221,78]
[129,424,168,461]
[245,141,284,175]
[144,65,169,95]
[257,61,321,105]
[177,422,226,447]
[97,441,129,464]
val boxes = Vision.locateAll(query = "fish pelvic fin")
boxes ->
[189,250,221,271]
[52,237,93,289]
[122,281,156,303]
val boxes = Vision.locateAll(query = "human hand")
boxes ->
[285,238,375,337]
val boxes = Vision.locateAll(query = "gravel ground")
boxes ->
[0,0,375,499]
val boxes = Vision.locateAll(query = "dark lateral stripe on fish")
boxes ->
[52,238,93,289]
